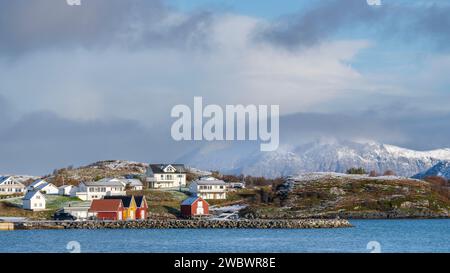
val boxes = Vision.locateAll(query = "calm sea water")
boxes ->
[0,220,448,253]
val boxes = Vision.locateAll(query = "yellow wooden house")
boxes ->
[104,196,137,220]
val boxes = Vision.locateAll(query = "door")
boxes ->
[196,201,204,215]
[129,210,135,220]
[118,212,122,221]
[141,211,145,220]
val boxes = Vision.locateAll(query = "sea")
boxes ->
[0,219,448,253]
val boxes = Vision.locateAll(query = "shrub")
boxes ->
[346,167,366,175]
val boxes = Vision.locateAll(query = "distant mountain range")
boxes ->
[180,140,450,178]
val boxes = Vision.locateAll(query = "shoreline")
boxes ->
[13,219,352,230]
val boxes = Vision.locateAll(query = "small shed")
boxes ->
[134,196,148,220]
[89,199,124,221]
[58,185,78,196]
[180,196,209,218]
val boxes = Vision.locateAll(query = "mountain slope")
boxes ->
[413,161,450,180]
[180,140,450,178]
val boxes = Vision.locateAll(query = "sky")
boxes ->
[1,0,450,175]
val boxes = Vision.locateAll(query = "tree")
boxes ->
[369,170,378,177]
[346,167,366,175]
[383,170,396,176]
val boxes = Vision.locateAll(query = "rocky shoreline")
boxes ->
[14,219,352,230]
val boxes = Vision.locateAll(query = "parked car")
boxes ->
[53,212,77,221]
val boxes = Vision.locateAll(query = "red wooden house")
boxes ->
[134,196,148,220]
[89,199,124,221]
[180,196,209,218]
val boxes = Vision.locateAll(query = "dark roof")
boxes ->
[89,199,123,212]
[134,196,147,208]
[104,196,134,208]
[148,164,186,174]
[181,196,208,206]
[23,190,44,200]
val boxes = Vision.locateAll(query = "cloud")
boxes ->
[0,14,373,123]
[1,0,450,176]
[255,0,450,50]
[0,107,196,175]
[0,0,214,56]
[279,107,450,152]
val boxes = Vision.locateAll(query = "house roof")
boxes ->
[23,190,44,200]
[104,196,134,208]
[123,179,143,187]
[89,199,123,212]
[194,177,226,186]
[181,196,207,206]
[83,179,125,187]
[134,196,147,208]
[0,176,12,184]
[28,179,47,188]
[34,182,57,191]
[148,164,186,174]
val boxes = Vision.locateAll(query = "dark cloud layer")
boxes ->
[0,0,213,55]
[0,96,192,175]
[2,95,450,175]
[256,0,450,50]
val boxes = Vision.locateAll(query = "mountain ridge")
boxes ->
[180,140,450,178]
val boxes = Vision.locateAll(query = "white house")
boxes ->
[0,176,26,195]
[62,202,94,220]
[146,164,187,189]
[22,190,46,211]
[189,176,227,200]
[76,178,126,201]
[27,179,59,195]
[58,185,78,196]
[26,179,46,191]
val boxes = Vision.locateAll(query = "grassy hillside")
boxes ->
[240,174,450,219]
[45,160,149,186]
[0,195,81,220]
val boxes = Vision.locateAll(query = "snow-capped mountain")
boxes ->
[412,161,450,180]
[179,140,450,178]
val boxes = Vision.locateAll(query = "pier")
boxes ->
[0,222,14,231]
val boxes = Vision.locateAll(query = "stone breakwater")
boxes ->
[15,219,352,230]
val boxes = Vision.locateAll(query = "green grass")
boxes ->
[0,195,82,219]
[45,196,82,209]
